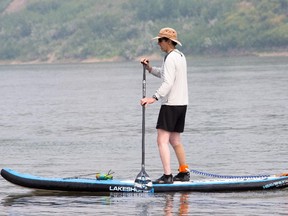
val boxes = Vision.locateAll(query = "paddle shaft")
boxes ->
[141,64,146,166]
[134,64,151,191]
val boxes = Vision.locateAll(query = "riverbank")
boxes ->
[0,51,287,65]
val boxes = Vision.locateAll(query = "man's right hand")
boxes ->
[140,58,151,72]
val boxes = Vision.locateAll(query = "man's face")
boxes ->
[158,38,170,53]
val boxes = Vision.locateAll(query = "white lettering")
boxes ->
[109,186,154,193]
[109,186,141,192]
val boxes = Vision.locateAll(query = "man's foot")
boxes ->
[173,171,190,181]
[153,174,173,184]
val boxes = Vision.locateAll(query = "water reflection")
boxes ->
[2,190,110,206]
[164,193,189,216]
[2,190,190,215]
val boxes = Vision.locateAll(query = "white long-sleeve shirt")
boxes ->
[150,49,188,105]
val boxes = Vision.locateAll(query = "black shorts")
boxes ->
[156,105,187,133]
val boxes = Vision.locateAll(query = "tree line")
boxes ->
[0,0,287,62]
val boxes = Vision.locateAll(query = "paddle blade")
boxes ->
[134,169,153,191]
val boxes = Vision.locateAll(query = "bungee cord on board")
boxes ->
[190,169,271,179]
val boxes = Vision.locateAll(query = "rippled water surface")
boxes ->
[1,57,287,215]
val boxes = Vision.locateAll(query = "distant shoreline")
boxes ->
[0,52,287,65]
[252,51,288,57]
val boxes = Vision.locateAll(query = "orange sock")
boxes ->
[179,164,189,173]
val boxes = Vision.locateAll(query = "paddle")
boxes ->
[134,64,152,191]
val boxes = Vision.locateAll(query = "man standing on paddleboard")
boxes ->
[140,27,189,184]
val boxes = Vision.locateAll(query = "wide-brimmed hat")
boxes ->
[152,27,182,46]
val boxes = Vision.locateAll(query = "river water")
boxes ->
[0,57,287,215]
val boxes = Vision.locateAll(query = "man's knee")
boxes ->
[169,133,181,146]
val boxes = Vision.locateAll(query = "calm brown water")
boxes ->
[1,57,288,215]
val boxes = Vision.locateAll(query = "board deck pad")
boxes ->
[1,168,288,193]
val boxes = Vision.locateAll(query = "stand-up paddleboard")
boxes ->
[2,168,288,193]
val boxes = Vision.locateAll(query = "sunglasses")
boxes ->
[158,38,166,43]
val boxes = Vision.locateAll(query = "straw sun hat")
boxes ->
[152,27,182,46]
